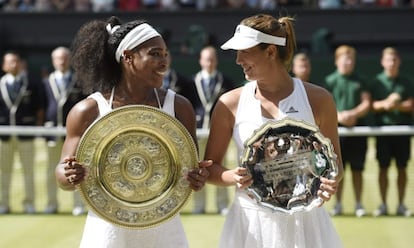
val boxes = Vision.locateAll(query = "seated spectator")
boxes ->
[142,0,158,9]
[245,0,258,8]
[91,0,114,12]
[19,0,35,11]
[51,0,73,11]
[260,0,276,9]
[360,0,376,7]
[377,0,394,7]
[343,0,360,8]
[226,0,245,8]
[160,0,178,10]
[196,0,219,10]
[3,0,20,11]
[34,0,53,12]
[74,0,91,11]
[178,0,196,9]
[118,0,141,11]
[318,0,341,9]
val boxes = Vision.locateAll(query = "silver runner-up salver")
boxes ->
[75,105,198,229]
[240,117,338,214]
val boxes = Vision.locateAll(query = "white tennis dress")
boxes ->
[219,79,343,248]
[79,89,189,248]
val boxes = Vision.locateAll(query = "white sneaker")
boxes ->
[373,204,388,217]
[24,204,36,214]
[331,203,343,216]
[355,204,366,218]
[396,204,411,217]
[72,206,86,216]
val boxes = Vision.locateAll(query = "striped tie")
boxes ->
[8,80,21,101]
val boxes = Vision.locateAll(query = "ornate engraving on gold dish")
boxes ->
[76,105,198,228]
[241,117,338,214]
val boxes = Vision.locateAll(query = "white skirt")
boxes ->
[219,191,343,248]
[79,211,189,248]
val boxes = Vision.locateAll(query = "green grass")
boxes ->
[1,214,414,248]
[1,138,414,247]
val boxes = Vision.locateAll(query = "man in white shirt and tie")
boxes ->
[190,46,237,215]
[0,51,46,214]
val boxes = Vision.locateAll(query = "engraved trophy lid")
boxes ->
[241,117,338,214]
[76,105,198,228]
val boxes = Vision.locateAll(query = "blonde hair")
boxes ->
[240,14,297,70]
[334,45,356,61]
[382,47,399,58]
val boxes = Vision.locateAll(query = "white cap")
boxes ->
[221,25,286,50]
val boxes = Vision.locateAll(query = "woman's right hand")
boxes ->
[227,167,253,189]
[61,156,88,186]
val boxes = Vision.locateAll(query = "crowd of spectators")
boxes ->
[0,0,413,12]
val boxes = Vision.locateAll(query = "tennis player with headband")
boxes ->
[55,16,212,248]
[204,14,344,247]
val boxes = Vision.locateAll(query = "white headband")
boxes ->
[106,24,120,35]
[115,23,161,63]
[221,25,286,50]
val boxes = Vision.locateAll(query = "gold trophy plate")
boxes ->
[76,105,198,228]
[241,117,338,214]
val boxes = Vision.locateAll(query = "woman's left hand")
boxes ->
[317,177,338,202]
[185,160,213,191]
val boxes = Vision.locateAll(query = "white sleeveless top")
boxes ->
[233,78,315,156]
[219,78,343,248]
[79,89,189,248]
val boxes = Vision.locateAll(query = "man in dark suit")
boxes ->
[43,46,87,215]
[0,51,46,214]
[190,45,237,215]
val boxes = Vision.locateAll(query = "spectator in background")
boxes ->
[190,45,237,215]
[142,0,159,9]
[117,0,141,11]
[292,52,312,82]
[51,0,72,11]
[371,47,413,217]
[90,0,114,12]
[178,0,196,8]
[160,0,179,10]
[196,0,219,10]
[73,0,91,11]
[0,51,45,214]
[2,0,21,11]
[226,0,245,8]
[18,0,35,11]
[318,0,341,8]
[34,0,53,11]
[324,45,371,217]
[43,46,87,215]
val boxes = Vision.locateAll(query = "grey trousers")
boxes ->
[0,137,35,207]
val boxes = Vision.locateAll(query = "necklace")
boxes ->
[109,87,161,109]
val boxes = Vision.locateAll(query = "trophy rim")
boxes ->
[75,105,198,228]
[241,117,338,214]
